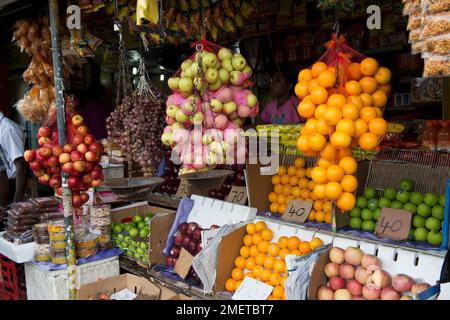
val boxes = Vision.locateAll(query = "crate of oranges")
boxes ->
[224,220,325,300]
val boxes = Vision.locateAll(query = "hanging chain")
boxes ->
[334,0,341,88]
[158,0,167,40]
[114,0,129,107]
[192,44,204,119]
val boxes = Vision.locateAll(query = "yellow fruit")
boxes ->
[354,119,368,138]
[318,158,331,169]
[276,193,286,205]
[294,158,305,168]
[288,176,298,187]
[325,182,343,200]
[252,233,262,245]
[291,186,301,198]
[336,119,356,137]
[282,185,291,196]
[315,211,325,223]
[375,66,391,85]
[299,241,311,254]
[330,131,352,148]
[308,180,316,191]
[360,106,377,122]
[255,221,267,232]
[309,86,329,105]
[341,174,358,192]
[314,104,328,120]
[313,184,327,200]
[337,192,356,212]
[278,236,289,248]
[360,77,378,94]
[246,223,256,235]
[271,175,281,185]
[274,184,283,194]
[372,90,388,108]
[305,168,312,178]
[273,260,286,274]
[317,70,336,88]
[253,265,264,277]
[308,79,320,92]
[342,103,360,121]
[304,119,317,135]
[298,69,313,83]
[320,143,338,161]
[268,192,278,203]
[345,80,362,96]
[290,249,302,256]
[326,165,345,182]
[348,62,362,80]
[369,118,388,136]
[324,106,343,126]
[270,202,279,213]
[374,107,383,118]
[347,95,364,109]
[234,280,243,290]
[360,93,374,106]
[281,175,290,185]
[311,167,328,184]
[295,82,309,99]
[316,119,331,136]
[360,57,379,76]
[261,229,273,241]
[296,135,310,153]
[327,94,347,109]
[311,61,328,78]
[296,168,306,179]
[298,178,309,189]
[325,212,332,224]
[310,237,324,250]
[324,201,332,213]
[287,236,300,250]
[314,200,324,211]
[359,132,379,151]
[308,133,327,152]
[297,101,316,119]
[277,165,287,176]
[339,156,357,174]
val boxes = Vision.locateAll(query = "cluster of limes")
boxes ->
[267,158,333,223]
[294,58,391,212]
[225,221,324,300]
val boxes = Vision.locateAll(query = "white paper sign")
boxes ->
[232,277,273,300]
[110,289,137,300]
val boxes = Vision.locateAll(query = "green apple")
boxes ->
[427,230,443,246]
[424,193,439,207]
[202,52,218,69]
[349,217,362,229]
[208,80,222,91]
[117,234,124,241]
[132,215,143,224]
[113,224,124,234]
[139,228,150,237]
[231,53,247,71]
[137,222,146,230]
[426,217,441,231]
[361,208,373,221]
[222,59,233,72]
[373,208,382,221]
[364,187,376,199]
[181,59,193,71]
[349,207,361,218]
[136,248,145,255]
[379,197,392,208]
[129,228,139,237]
[140,242,148,250]
[191,112,204,126]
[414,227,428,242]
[205,68,219,84]
[190,62,198,77]
[432,205,445,220]
[219,68,230,83]
[357,196,368,209]
[403,203,417,214]
[224,101,237,114]
[396,191,410,203]
[383,187,397,200]
[391,200,403,209]
[400,179,414,192]
[367,199,379,210]
[362,220,376,232]
[210,99,223,113]
[218,48,233,61]
[247,93,258,108]
[166,105,179,118]
[161,132,174,146]
[412,215,426,228]
[410,191,424,205]
[175,109,188,123]
[417,203,432,217]
[179,77,194,93]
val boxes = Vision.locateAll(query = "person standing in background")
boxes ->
[0,111,27,206]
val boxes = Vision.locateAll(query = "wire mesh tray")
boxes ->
[104,177,165,200]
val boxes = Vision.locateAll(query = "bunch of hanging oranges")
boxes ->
[225,221,324,300]
[294,57,391,212]
[268,157,332,223]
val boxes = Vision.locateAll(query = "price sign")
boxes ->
[232,277,273,300]
[226,186,248,204]
[174,248,194,279]
[176,179,190,198]
[375,208,412,241]
[282,200,313,224]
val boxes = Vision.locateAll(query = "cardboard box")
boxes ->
[159,286,192,300]
[111,202,176,265]
[245,162,273,212]
[102,165,125,180]
[77,273,160,300]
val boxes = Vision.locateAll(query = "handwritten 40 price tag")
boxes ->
[375,208,412,241]
[226,186,248,204]
[231,277,274,300]
[282,200,313,224]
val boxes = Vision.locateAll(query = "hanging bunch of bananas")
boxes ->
[256,124,303,148]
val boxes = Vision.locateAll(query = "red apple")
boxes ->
[30,161,42,171]
[91,179,102,187]
[62,162,73,174]
[72,134,84,146]
[73,161,86,173]
[49,175,61,189]
[84,134,95,145]
[81,174,92,185]
[46,167,53,175]
[77,126,89,136]
[33,169,45,177]
[85,151,98,162]
[51,145,63,157]
[38,137,50,146]
[51,166,61,174]
[38,147,52,158]
[71,115,84,127]
[38,126,51,138]
[59,153,71,164]
[24,150,36,162]
[80,192,89,203]
[89,143,103,155]
[70,151,83,162]
[55,187,62,196]
[72,194,82,208]
[90,169,102,180]
[67,176,80,189]
[84,162,94,173]
[38,174,50,185]
[51,131,59,143]
[77,143,89,154]
[63,144,75,153]
[46,156,59,167]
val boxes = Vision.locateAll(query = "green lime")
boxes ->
[391,200,403,209]
[410,192,424,205]
[139,228,150,237]
[439,195,446,207]
[362,220,376,232]
[384,187,397,200]
[424,193,439,207]
[368,199,379,210]
[403,203,417,214]
[396,191,410,204]
[379,197,392,208]
[412,215,426,228]
[357,197,368,209]
[432,205,445,220]
[373,208,382,221]
[427,230,443,246]
[137,222,146,230]
[361,208,374,221]
[113,225,124,234]
[349,217,362,229]
[364,187,377,200]
[426,217,442,231]
[400,179,414,192]
[129,228,139,237]
[417,203,432,217]
[349,207,362,218]
[414,227,428,242]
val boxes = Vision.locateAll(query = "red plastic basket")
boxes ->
[0,254,26,300]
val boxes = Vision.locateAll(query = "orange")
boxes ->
[279,247,290,260]
[301,188,311,199]
[354,119,368,137]
[271,175,281,185]
[260,269,272,282]
[297,101,316,119]
[281,185,291,197]
[257,240,269,253]
[325,212,332,224]
[324,201,333,213]
[303,119,318,135]
[310,86,329,105]
[327,66,336,74]
[264,256,276,269]
[360,57,379,76]
[240,246,250,258]
[295,82,309,99]
[232,268,243,281]
[374,107,383,118]
[375,66,391,85]
[268,192,278,203]
[269,272,282,286]
[245,257,256,270]
[261,229,273,241]
[274,185,283,195]
[326,165,345,182]
[347,95,364,109]
[291,186,301,198]
[255,253,266,266]
[330,131,351,148]
[310,237,324,250]
[299,241,311,254]
[286,166,296,176]
[246,223,256,235]
[253,265,263,278]
[298,178,309,189]
[318,158,331,169]
[278,236,288,248]
[290,249,302,256]
[243,234,253,247]
[320,143,338,161]
[378,84,391,95]
[308,79,320,92]
[287,236,300,250]
[306,168,313,178]
[235,256,246,269]
[360,93,374,106]
[274,259,287,273]
[325,182,343,200]
[295,168,306,179]
[311,61,328,78]
[252,233,262,245]
[278,203,287,214]
[296,135,310,153]
[359,132,379,151]
[308,210,316,221]
[311,167,327,184]
[369,118,388,136]
[342,103,360,121]
[338,147,353,160]
[336,119,356,137]
[327,94,347,109]
[360,106,377,122]
[314,104,328,120]
[315,211,325,223]
[345,80,362,96]
[310,192,318,201]
[337,192,356,212]
[277,165,287,176]
[348,62,362,80]
[294,158,305,168]
[307,133,327,152]
[360,77,378,94]
[255,221,267,232]
[225,278,237,291]
[313,184,326,200]
[317,70,336,88]
[281,175,290,185]
[372,90,388,108]
[298,69,313,83]
[324,106,343,126]
[341,174,359,194]
[288,176,299,187]
[270,202,279,213]
[249,245,259,258]
[316,119,331,136]
[339,157,357,175]
[267,243,280,257]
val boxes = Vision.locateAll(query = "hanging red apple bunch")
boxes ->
[24,109,104,208]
